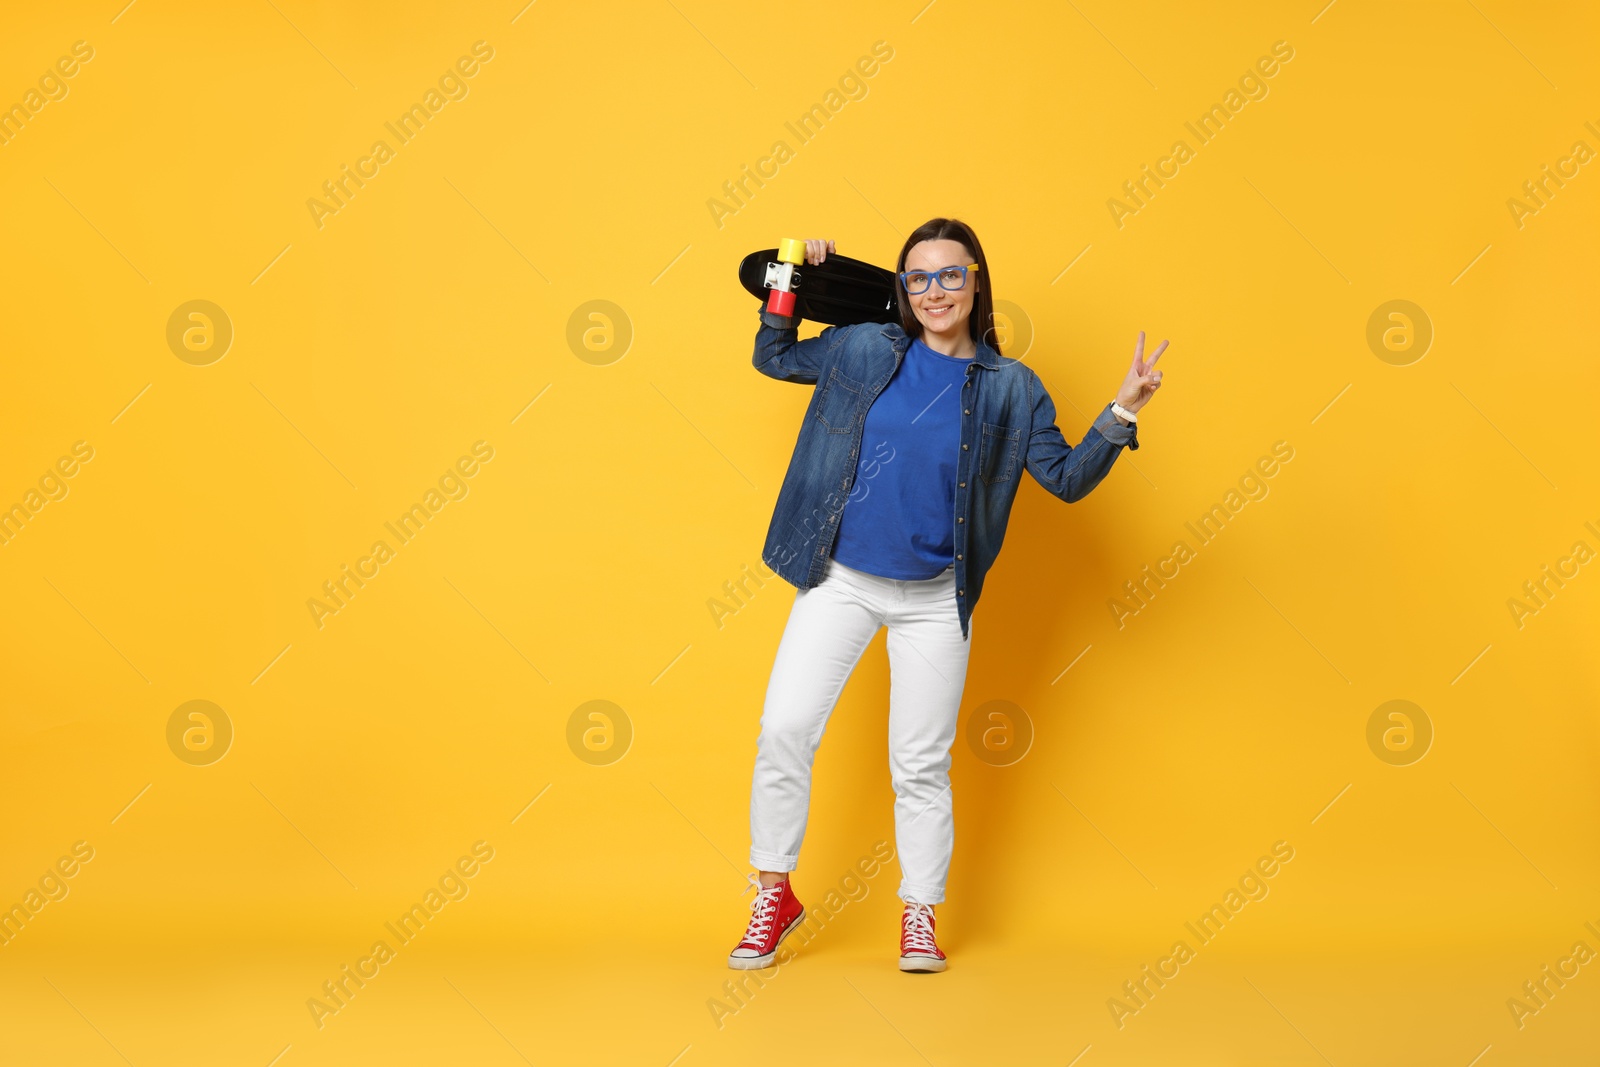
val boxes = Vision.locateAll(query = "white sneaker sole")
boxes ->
[728,907,806,970]
[899,953,947,973]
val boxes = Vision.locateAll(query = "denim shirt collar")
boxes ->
[879,322,1003,370]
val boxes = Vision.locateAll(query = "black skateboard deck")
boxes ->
[739,248,898,327]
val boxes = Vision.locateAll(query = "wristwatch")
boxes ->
[1111,401,1137,423]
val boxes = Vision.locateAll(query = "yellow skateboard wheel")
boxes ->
[777,238,807,265]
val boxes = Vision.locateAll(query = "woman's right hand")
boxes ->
[803,239,836,265]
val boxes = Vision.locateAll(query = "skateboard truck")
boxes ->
[762,238,806,317]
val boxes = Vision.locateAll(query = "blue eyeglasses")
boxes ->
[898,264,980,294]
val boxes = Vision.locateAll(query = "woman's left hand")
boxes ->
[1115,330,1168,414]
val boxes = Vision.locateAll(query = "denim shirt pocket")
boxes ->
[814,367,862,435]
[978,422,1023,485]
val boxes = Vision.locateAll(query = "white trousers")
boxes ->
[748,555,973,904]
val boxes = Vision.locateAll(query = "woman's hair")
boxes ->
[893,217,1000,354]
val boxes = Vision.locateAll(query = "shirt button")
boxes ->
[956,554,963,560]
[958,589,964,596]
[959,482,965,488]
[963,409,970,415]
[957,517,964,523]
[961,444,968,451]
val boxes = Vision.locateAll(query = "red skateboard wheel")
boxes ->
[766,288,796,316]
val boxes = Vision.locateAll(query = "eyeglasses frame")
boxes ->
[897,263,981,294]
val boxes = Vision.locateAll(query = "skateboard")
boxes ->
[739,238,898,327]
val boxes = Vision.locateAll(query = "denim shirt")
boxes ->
[752,306,1139,638]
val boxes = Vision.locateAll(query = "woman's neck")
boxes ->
[919,330,976,361]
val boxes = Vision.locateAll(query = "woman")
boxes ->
[730,218,1168,973]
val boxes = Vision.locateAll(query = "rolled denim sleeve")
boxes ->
[1024,372,1139,503]
[1096,404,1140,450]
[752,306,850,385]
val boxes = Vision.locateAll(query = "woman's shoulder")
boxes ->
[821,319,907,352]
[869,320,908,344]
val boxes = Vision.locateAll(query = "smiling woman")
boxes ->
[733,216,1171,974]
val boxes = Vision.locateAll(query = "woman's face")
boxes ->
[904,239,979,341]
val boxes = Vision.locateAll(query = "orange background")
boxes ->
[1,1,1597,1064]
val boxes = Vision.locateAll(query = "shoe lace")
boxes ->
[903,902,938,953]
[742,877,784,944]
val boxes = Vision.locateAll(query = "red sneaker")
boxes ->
[728,876,805,970]
[899,902,947,972]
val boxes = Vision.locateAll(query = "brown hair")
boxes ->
[893,217,1000,354]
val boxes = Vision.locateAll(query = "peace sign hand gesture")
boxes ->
[1114,330,1169,415]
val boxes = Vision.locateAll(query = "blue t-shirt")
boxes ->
[830,337,970,579]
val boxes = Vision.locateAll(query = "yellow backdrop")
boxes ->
[2,1,1596,1064]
